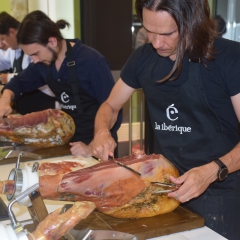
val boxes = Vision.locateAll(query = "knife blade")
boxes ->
[110,155,141,176]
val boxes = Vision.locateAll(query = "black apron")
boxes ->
[143,54,240,240]
[13,50,56,114]
[12,50,24,73]
[46,40,100,144]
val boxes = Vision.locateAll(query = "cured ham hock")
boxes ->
[0,109,75,148]
[1,151,180,218]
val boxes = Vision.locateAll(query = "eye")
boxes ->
[164,33,172,37]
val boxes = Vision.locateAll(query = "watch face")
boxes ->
[219,168,228,181]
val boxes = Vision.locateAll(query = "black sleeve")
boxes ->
[3,63,47,100]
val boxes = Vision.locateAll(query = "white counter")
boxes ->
[0,155,227,240]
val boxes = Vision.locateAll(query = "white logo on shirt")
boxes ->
[154,104,191,134]
[60,92,77,111]
[61,92,70,103]
[166,104,178,121]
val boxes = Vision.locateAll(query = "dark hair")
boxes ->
[17,10,70,51]
[0,11,20,34]
[214,15,226,37]
[135,0,218,81]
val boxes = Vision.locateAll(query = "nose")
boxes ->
[31,56,39,64]
[151,34,165,49]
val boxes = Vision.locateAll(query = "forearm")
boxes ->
[219,142,240,173]
[1,89,14,102]
[94,101,120,134]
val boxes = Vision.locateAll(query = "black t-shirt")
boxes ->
[121,37,240,144]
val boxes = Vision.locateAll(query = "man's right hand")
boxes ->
[91,130,117,161]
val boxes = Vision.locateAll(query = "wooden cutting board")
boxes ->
[74,206,204,240]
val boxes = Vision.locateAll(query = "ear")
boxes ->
[8,28,17,36]
[47,37,58,48]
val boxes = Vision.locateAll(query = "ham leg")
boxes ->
[0,109,75,148]
[1,151,180,218]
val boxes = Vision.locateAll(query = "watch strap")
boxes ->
[213,159,226,168]
[212,158,228,181]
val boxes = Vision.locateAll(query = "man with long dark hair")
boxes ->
[0,11,58,114]
[91,0,240,239]
[0,10,121,157]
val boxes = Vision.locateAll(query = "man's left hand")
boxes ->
[168,162,219,202]
[69,141,91,158]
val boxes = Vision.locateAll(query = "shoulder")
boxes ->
[209,38,240,96]
[121,43,156,88]
[214,37,240,60]
[72,39,106,60]
[125,43,157,68]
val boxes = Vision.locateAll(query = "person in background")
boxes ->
[214,15,227,37]
[135,27,148,49]
[0,41,12,73]
[0,10,122,157]
[91,0,240,239]
[0,11,58,114]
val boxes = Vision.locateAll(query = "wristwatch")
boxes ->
[212,159,228,181]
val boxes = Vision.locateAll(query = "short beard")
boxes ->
[46,46,58,65]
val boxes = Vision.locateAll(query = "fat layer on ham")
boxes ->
[0,109,75,148]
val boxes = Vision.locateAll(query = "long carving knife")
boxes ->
[110,155,141,176]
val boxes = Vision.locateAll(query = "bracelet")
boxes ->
[95,129,110,135]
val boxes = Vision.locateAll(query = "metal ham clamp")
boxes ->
[0,183,40,240]
[151,182,181,193]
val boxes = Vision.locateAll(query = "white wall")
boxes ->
[28,0,75,38]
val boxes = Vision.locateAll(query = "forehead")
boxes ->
[142,8,177,33]
[20,43,46,55]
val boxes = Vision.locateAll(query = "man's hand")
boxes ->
[168,162,218,202]
[0,73,8,84]
[0,89,14,117]
[0,96,12,117]
[91,130,116,161]
[70,141,91,158]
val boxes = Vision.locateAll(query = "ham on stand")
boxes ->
[0,151,180,218]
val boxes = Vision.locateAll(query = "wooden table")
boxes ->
[74,206,205,240]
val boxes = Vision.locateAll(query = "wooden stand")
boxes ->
[28,190,48,227]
